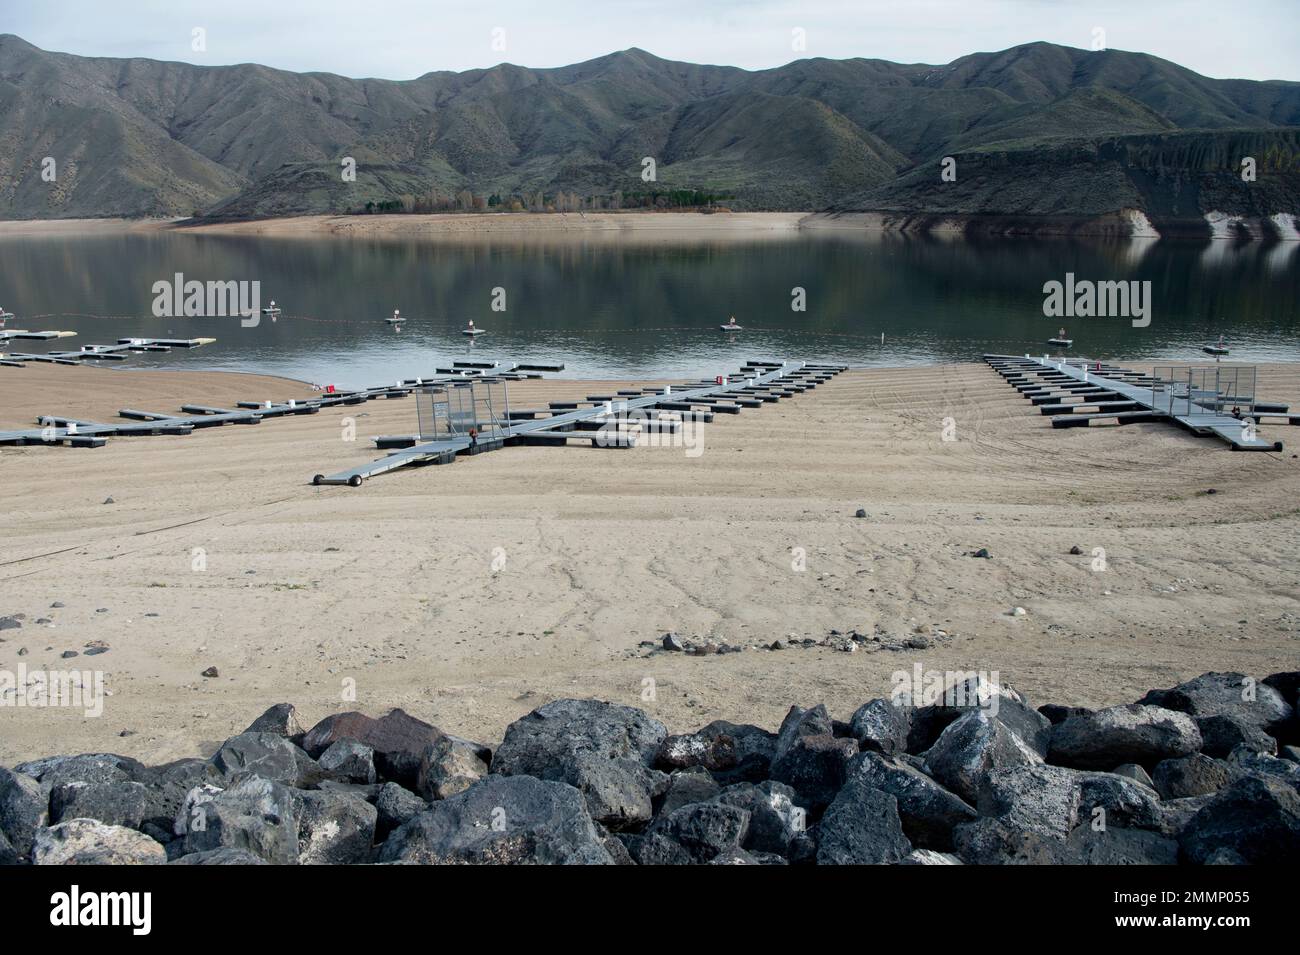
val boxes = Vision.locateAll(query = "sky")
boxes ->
[3,0,1298,81]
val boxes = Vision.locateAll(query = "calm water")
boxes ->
[1,231,1296,387]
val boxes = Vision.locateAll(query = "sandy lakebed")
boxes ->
[0,211,812,241]
[1,360,1298,764]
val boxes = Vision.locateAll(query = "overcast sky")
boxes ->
[5,0,1298,81]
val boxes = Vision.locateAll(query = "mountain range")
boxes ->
[1,34,1297,232]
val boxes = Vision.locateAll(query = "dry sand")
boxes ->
[0,212,810,241]
[1,361,1298,764]
[173,211,810,239]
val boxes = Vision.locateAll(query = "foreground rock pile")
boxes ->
[2,671,1297,864]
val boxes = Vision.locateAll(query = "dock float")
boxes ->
[0,368,557,451]
[311,361,846,487]
[985,355,1290,451]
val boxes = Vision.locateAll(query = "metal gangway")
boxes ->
[985,354,1295,451]
[312,360,847,487]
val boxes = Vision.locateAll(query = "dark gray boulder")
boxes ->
[49,780,148,828]
[1226,746,1300,789]
[378,775,614,864]
[1262,671,1300,707]
[1038,704,1093,726]
[318,740,377,785]
[816,781,912,865]
[907,675,1042,754]
[302,709,450,788]
[1063,825,1179,865]
[952,818,1070,865]
[1262,672,1300,745]
[137,758,223,836]
[1196,714,1278,758]
[1157,794,1217,839]
[293,789,377,864]
[983,697,1053,757]
[15,753,143,792]
[1078,771,1164,831]
[243,702,304,740]
[374,782,426,840]
[625,831,692,865]
[657,767,721,817]
[1179,775,1300,864]
[975,763,1081,840]
[0,829,17,866]
[169,847,268,864]
[1139,671,1292,736]
[773,703,835,752]
[181,776,299,864]
[922,710,1042,804]
[1152,754,1230,799]
[770,735,858,812]
[210,732,303,785]
[0,767,45,860]
[1048,704,1202,769]
[416,735,488,800]
[32,819,165,865]
[492,699,668,829]
[1110,763,1156,788]
[713,780,806,857]
[642,802,751,864]
[850,751,976,850]
[907,705,962,754]
[769,704,858,810]
[848,698,912,755]
[655,720,777,782]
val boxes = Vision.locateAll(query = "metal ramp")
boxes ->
[1,335,215,367]
[1,369,555,451]
[985,355,1288,451]
[312,361,848,487]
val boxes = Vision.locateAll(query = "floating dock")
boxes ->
[985,354,1294,451]
[0,369,551,450]
[312,361,846,487]
[0,335,215,367]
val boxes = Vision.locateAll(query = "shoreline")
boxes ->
[2,210,1294,241]
[0,212,811,240]
[1,360,1297,765]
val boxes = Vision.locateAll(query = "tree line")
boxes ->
[352,188,732,215]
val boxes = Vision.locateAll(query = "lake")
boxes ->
[1,230,1296,387]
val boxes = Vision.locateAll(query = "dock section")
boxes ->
[985,354,1293,451]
